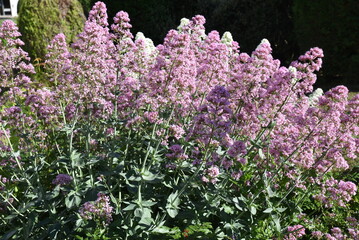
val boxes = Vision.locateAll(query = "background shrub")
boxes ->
[17,0,85,60]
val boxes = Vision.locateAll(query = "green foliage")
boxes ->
[151,222,216,239]
[17,0,85,60]
[0,111,308,239]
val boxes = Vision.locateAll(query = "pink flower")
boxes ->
[202,166,220,184]
[227,140,246,158]
[311,231,323,239]
[284,225,305,240]
[79,193,113,225]
[52,174,72,185]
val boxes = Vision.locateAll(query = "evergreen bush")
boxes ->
[17,0,85,60]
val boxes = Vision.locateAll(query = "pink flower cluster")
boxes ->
[0,175,9,191]
[312,226,359,240]
[166,144,188,160]
[79,193,113,225]
[187,86,233,148]
[1,2,357,178]
[202,166,220,184]
[52,174,73,186]
[314,177,357,208]
[284,225,306,240]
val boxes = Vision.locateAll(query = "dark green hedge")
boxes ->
[18,0,85,60]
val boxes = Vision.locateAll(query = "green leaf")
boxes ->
[1,38,8,46]
[152,226,181,236]
[166,208,178,219]
[71,150,84,168]
[167,191,180,207]
[139,207,152,226]
[4,214,17,220]
[141,200,157,207]
[266,185,276,198]
[65,193,81,209]
[276,207,287,213]
[141,170,156,181]
[109,194,119,206]
[134,208,142,218]
[250,139,263,148]
[61,125,73,134]
[232,197,246,211]
[75,218,84,228]
[216,146,225,155]
[1,229,18,240]
[46,185,60,200]
[271,214,281,233]
[127,172,141,182]
[13,151,20,158]
[223,205,234,214]
[152,226,172,234]
[258,149,265,160]
[123,203,136,211]
[134,207,152,221]
[86,157,100,166]
[166,191,180,218]
[250,205,257,215]
[263,208,273,213]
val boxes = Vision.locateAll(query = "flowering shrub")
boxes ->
[0,2,358,239]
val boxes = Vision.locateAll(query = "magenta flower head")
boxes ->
[112,10,133,39]
[206,85,230,106]
[88,1,108,27]
[311,231,324,239]
[284,225,306,240]
[227,141,247,158]
[79,193,113,226]
[52,174,72,186]
[202,166,220,184]
[0,20,22,43]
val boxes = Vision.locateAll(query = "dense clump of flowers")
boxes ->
[187,85,233,148]
[1,3,357,174]
[88,1,108,27]
[310,218,359,240]
[52,174,72,186]
[0,2,358,239]
[79,193,113,226]
[166,144,187,160]
[314,177,357,208]
[0,20,34,88]
[227,141,247,159]
[202,166,220,184]
[284,225,306,240]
